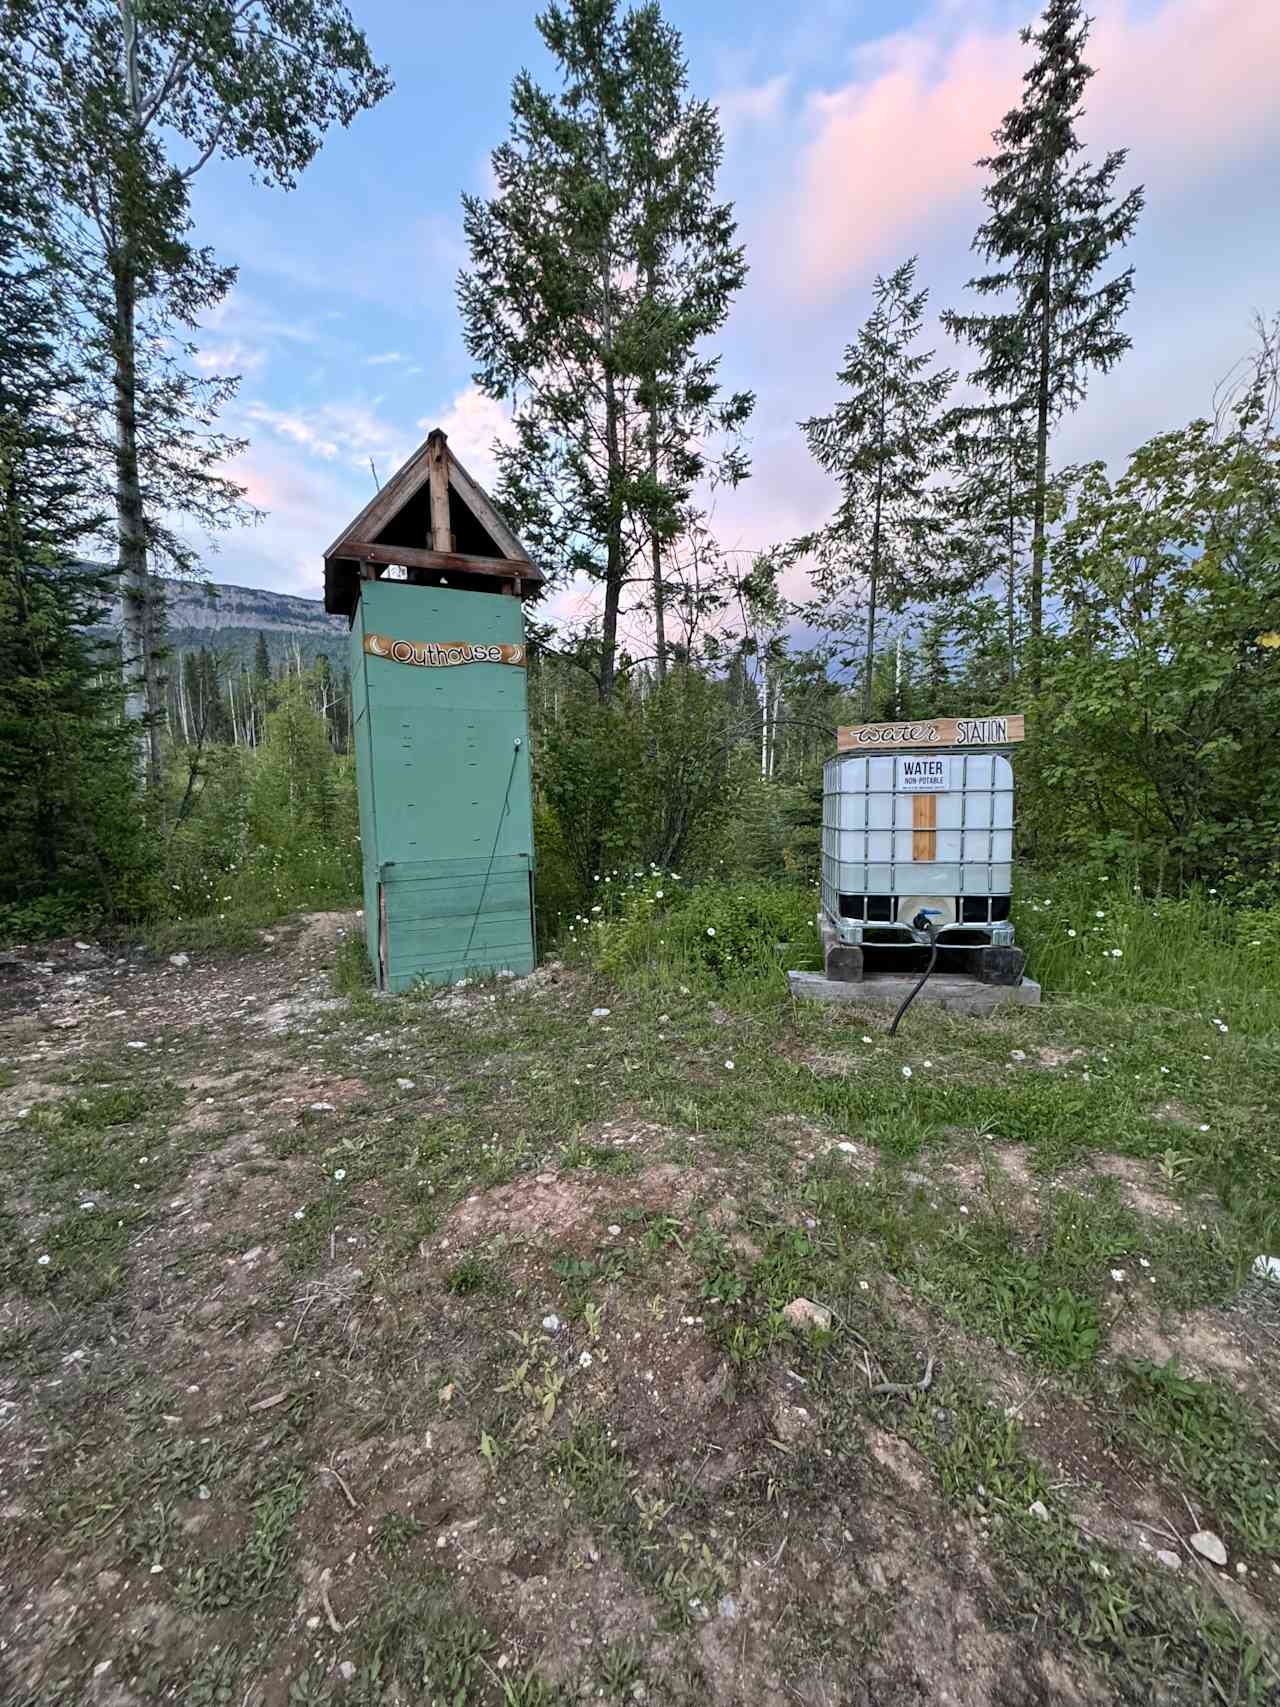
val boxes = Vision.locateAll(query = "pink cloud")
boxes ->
[779,0,1280,301]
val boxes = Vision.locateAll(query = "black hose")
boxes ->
[887,923,939,1037]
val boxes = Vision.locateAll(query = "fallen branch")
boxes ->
[320,1463,359,1511]
[320,1569,346,1634]
[869,1356,935,1397]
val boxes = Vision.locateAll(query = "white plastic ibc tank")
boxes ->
[821,750,1014,901]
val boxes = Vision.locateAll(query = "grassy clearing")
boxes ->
[1,899,1278,1704]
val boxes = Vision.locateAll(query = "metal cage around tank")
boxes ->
[820,727,1021,953]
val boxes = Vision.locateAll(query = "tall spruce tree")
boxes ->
[796,258,957,719]
[946,399,1037,684]
[942,0,1143,671]
[0,163,136,914]
[619,3,752,679]
[459,0,750,701]
[1,1,390,786]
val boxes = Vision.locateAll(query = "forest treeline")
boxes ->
[1,0,1277,944]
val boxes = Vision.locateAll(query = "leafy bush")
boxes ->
[570,868,819,988]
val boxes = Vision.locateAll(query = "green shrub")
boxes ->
[572,869,819,988]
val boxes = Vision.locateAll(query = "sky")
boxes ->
[185,0,1280,627]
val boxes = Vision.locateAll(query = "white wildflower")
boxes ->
[578,1351,593,1369]
[333,1168,347,1182]
[706,926,716,937]
[294,1208,306,1221]
[724,1060,735,1070]
[37,1254,51,1266]
[901,1066,912,1079]
[1067,928,1077,938]
[1110,1269,1126,1283]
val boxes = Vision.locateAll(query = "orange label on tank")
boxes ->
[364,633,526,668]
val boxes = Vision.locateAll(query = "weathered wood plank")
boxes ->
[426,429,454,553]
[911,792,937,861]
[837,714,1025,752]
[332,540,541,583]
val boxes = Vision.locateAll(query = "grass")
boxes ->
[1113,1358,1280,1555]
[3,876,1279,1704]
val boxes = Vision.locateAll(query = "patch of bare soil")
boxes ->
[770,1113,878,1172]
[1056,1150,1205,1227]
[1106,1286,1280,1426]
[445,1162,694,1250]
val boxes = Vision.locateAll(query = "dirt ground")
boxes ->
[1,915,1276,1706]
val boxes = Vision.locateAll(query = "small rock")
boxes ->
[1155,1548,1181,1570]
[337,1661,356,1682]
[718,1595,738,1621]
[309,1101,336,1113]
[773,1403,814,1442]
[126,1040,147,1050]
[591,1006,611,1018]
[782,1297,832,1333]
[1028,1500,1050,1522]
[1190,1530,1227,1566]
[75,941,93,951]
[396,1078,416,1090]
[168,952,190,968]
[1251,1255,1280,1284]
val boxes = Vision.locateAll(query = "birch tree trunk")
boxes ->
[115,0,164,788]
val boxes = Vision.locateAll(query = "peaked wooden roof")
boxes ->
[323,428,543,616]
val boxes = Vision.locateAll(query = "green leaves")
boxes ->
[1024,378,1280,886]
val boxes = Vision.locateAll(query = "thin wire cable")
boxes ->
[461,741,522,973]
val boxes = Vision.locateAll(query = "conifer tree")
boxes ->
[460,0,750,700]
[0,165,136,914]
[619,3,752,678]
[942,0,1143,670]
[1,1,390,784]
[796,258,957,719]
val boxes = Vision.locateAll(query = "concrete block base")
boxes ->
[788,969,1042,1013]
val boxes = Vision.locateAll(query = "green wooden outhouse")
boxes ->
[324,429,544,991]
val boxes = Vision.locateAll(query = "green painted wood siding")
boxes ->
[350,580,535,990]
